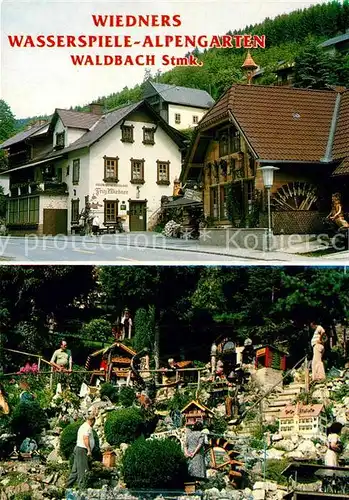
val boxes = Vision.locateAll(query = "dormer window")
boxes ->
[121,125,134,143]
[56,132,65,149]
[143,127,155,145]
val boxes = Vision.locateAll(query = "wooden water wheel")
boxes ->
[271,182,318,211]
[205,437,244,486]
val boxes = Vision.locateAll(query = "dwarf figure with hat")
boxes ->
[121,308,133,340]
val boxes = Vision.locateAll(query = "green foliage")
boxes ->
[264,459,290,485]
[81,318,112,342]
[134,306,155,352]
[166,390,193,413]
[209,415,228,435]
[104,407,145,446]
[119,386,137,407]
[122,437,188,489]
[0,99,16,143]
[60,421,100,460]
[331,382,349,402]
[11,401,48,440]
[100,382,119,403]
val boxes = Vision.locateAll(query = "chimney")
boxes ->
[89,103,104,115]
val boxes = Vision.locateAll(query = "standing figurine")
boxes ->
[210,342,217,377]
[310,322,326,383]
[121,309,133,340]
[327,193,349,229]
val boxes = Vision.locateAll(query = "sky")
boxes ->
[1,0,330,118]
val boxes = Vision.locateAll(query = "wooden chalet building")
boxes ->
[182,84,349,234]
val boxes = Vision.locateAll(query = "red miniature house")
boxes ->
[255,345,287,371]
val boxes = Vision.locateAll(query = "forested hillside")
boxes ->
[14,1,349,127]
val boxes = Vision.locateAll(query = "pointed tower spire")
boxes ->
[241,50,258,85]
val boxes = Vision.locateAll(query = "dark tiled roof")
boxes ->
[320,31,349,48]
[332,158,349,176]
[45,100,184,158]
[55,109,100,129]
[149,82,214,108]
[46,102,142,157]
[199,84,341,162]
[0,122,48,149]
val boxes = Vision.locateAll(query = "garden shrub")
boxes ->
[100,383,119,403]
[122,437,187,489]
[104,407,145,446]
[264,459,290,485]
[11,401,48,440]
[209,415,228,435]
[60,421,100,461]
[119,386,136,407]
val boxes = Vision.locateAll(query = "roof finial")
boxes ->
[241,50,258,85]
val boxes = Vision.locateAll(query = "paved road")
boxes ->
[0,235,257,263]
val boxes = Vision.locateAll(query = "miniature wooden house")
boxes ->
[255,345,287,371]
[86,341,136,386]
[279,403,327,438]
[254,345,287,390]
[102,450,116,468]
[181,400,214,427]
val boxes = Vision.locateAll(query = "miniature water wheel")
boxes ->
[271,182,318,211]
[205,437,244,487]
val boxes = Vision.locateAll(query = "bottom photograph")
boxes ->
[0,265,348,500]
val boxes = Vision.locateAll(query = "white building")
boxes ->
[0,101,185,235]
[143,80,214,130]
[279,403,327,438]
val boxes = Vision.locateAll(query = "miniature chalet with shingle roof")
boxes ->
[0,100,186,235]
[181,400,214,427]
[143,80,215,130]
[182,84,349,234]
[279,403,327,438]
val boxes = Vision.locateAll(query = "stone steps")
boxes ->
[262,381,306,421]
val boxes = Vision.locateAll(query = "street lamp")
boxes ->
[258,165,279,252]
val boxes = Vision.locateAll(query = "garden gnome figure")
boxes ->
[121,309,133,340]
[67,416,96,488]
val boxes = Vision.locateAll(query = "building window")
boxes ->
[193,115,199,124]
[131,158,145,184]
[143,127,155,145]
[121,125,134,143]
[55,132,65,149]
[157,160,170,185]
[56,168,62,183]
[8,197,39,225]
[175,113,181,124]
[29,197,39,223]
[71,199,80,224]
[218,128,240,156]
[210,186,219,219]
[72,159,80,185]
[220,184,229,220]
[219,133,229,157]
[104,156,119,182]
[104,200,119,224]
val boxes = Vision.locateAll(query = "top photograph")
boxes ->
[0,0,348,264]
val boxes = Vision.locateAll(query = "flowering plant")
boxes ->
[17,363,39,375]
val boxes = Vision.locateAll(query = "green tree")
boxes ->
[293,41,332,89]
[134,306,155,352]
[80,318,111,342]
[0,100,15,144]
